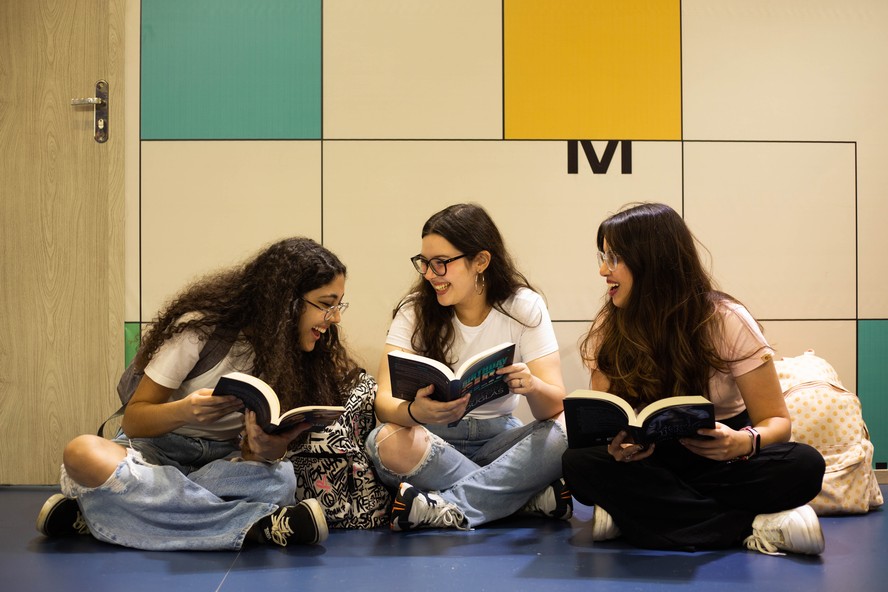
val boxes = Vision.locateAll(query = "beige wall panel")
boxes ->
[322,140,681,377]
[140,141,321,320]
[683,0,888,317]
[554,321,591,395]
[857,148,888,318]
[124,1,141,321]
[684,142,856,320]
[682,0,886,142]
[761,320,857,394]
[323,0,502,139]
[513,321,589,424]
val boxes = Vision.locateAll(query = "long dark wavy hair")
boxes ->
[397,203,538,366]
[135,237,361,409]
[580,202,756,408]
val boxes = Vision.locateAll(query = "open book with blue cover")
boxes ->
[388,342,516,424]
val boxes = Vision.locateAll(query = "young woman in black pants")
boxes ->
[563,203,825,555]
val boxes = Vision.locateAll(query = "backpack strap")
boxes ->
[98,326,237,437]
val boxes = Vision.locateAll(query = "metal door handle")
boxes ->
[70,97,105,106]
[70,80,109,143]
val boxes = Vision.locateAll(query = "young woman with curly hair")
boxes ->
[37,237,361,550]
[562,203,826,556]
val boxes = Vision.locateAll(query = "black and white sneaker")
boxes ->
[36,494,90,537]
[390,483,469,531]
[521,478,574,520]
[253,499,329,546]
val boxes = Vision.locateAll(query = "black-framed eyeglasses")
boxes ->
[410,253,468,276]
[597,250,620,272]
[300,298,349,321]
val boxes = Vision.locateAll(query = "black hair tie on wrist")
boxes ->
[407,400,426,426]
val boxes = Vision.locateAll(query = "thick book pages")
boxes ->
[388,342,516,422]
[564,390,715,449]
[214,372,345,434]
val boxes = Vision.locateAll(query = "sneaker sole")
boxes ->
[302,498,329,545]
[35,493,68,536]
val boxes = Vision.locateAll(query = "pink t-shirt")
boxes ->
[706,301,774,420]
[588,300,773,420]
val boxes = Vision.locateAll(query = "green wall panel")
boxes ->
[141,0,321,139]
[859,320,888,468]
[124,322,142,367]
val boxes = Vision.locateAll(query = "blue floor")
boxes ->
[2,485,886,592]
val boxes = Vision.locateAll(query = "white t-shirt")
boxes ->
[143,326,254,440]
[386,287,559,419]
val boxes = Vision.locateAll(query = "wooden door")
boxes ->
[0,0,125,483]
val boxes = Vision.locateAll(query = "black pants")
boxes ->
[562,425,825,551]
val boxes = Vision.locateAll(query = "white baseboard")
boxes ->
[876,469,888,485]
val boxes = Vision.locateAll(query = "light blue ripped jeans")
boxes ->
[366,415,568,527]
[60,432,296,551]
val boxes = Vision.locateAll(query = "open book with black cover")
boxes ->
[213,372,345,434]
[564,390,715,449]
[388,342,516,424]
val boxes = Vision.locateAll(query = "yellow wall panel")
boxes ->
[505,0,681,139]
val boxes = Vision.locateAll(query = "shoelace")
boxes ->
[743,533,785,556]
[269,511,294,546]
[416,492,461,528]
[72,512,90,535]
[436,509,461,528]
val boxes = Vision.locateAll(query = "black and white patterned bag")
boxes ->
[291,372,392,529]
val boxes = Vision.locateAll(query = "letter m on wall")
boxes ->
[567,140,632,174]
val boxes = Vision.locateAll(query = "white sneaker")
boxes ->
[390,483,469,531]
[591,505,620,541]
[744,505,825,556]
[520,479,573,520]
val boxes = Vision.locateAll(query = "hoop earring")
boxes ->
[475,272,486,294]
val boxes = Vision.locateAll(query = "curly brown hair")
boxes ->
[135,237,362,409]
[580,203,760,408]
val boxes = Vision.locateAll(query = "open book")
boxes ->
[213,372,345,434]
[563,390,715,449]
[388,342,516,423]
